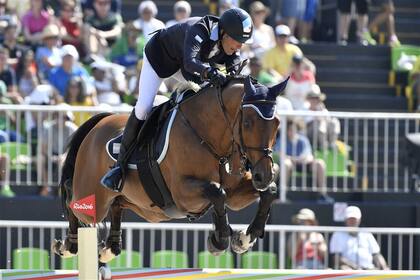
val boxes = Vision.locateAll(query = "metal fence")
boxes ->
[1,105,420,197]
[0,220,419,270]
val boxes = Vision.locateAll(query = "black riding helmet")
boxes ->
[219,8,253,44]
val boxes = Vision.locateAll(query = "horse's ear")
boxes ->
[244,76,256,96]
[269,76,290,98]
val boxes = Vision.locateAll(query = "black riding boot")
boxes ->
[101,111,144,192]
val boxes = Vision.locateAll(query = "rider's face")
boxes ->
[221,34,243,55]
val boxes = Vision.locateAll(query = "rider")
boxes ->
[101,8,254,192]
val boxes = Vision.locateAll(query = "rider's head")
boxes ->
[219,8,253,55]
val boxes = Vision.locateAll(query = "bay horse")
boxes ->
[53,76,288,263]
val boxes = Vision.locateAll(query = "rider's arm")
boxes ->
[183,25,211,80]
[224,52,241,74]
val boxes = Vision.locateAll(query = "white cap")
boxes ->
[174,1,191,15]
[61,44,79,61]
[275,24,291,36]
[138,0,158,16]
[345,206,362,220]
[28,84,53,105]
[294,208,316,221]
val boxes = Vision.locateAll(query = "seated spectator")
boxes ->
[262,24,302,80]
[249,1,275,58]
[40,103,78,196]
[81,0,121,19]
[48,44,89,96]
[17,49,39,97]
[58,0,84,56]
[275,119,333,202]
[284,54,315,111]
[0,80,24,143]
[133,1,165,42]
[166,1,191,28]
[219,0,238,15]
[35,24,62,80]
[0,46,22,104]
[2,20,28,68]
[330,206,389,270]
[409,56,420,111]
[83,0,123,56]
[369,0,399,46]
[0,0,20,42]
[91,60,125,106]
[278,0,303,44]
[305,84,340,150]
[0,153,13,197]
[109,22,145,69]
[64,76,98,125]
[287,208,327,269]
[22,0,53,47]
[249,56,277,86]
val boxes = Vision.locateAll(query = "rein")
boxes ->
[177,79,275,178]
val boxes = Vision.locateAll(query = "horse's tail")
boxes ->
[60,112,113,216]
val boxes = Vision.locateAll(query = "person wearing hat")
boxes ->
[287,208,327,269]
[262,24,303,79]
[166,1,191,28]
[330,206,389,270]
[248,1,275,58]
[35,24,62,80]
[132,1,165,42]
[101,7,254,192]
[305,84,340,150]
[48,44,90,96]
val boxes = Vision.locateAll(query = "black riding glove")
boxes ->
[206,67,227,87]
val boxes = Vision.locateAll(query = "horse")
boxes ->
[52,75,288,263]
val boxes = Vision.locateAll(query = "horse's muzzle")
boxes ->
[251,169,274,191]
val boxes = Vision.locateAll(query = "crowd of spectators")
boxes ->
[288,205,389,270]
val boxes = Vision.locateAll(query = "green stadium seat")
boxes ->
[198,251,234,268]
[241,251,278,269]
[151,250,188,268]
[61,256,78,270]
[0,142,30,170]
[13,247,49,269]
[109,250,142,269]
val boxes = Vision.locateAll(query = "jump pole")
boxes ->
[78,227,98,279]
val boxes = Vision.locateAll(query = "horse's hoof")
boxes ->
[99,247,116,263]
[231,230,255,254]
[207,233,225,256]
[51,239,77,258]
[99,265,112,280]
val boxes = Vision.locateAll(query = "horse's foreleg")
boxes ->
[202,182,232,255]
[99,198,123,263]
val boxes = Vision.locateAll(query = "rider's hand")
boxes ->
[206,68,226,87]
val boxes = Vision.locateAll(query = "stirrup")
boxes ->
[101,166,123,192]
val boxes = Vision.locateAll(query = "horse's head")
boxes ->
[240,76,288,191]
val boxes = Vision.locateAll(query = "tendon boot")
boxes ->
[101,111,144,192]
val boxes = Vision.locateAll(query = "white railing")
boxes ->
[0,221,419,270]
[0,105,419,197]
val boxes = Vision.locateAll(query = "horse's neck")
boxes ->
[181,83,244,154]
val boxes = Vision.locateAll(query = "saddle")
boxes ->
[106,90,197,219]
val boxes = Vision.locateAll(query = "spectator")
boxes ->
[58,0,84,56]
[2,20,28,68]
[337,0,376,45]
[40,103,78,196]
[81,0,121,19]
[279,0,305,44]
[409,56,420,111]
[5,0,30,19]
[305,84,340,150]
[369,0,399,46]
[0,0,20,42]
[249,1,275,58]
[275,119,333,202]
[330,206,389,270]
[219,0,238,15]
[287,208,327,269]
[83,0,123,56]
[22,0,53,47]
[64,77,97,126]
[109,22,146,69]
[300,0,318,43]
[166,1,191,28]
[48,44,89,96]
[284,54,315,111]
[262,24,302,80]
[133,1,165,42]
[249,56,277,86]
[35,24,62,80]
[17,50,39,97]
[0,153,13,197]
[0,80,24,143]
[0,46,22,104]
[91,60,125,106]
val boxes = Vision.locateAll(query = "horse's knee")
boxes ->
[203,182,226,205]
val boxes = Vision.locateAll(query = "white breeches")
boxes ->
[134,54,187,120]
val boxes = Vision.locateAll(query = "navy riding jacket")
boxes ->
[144,15,241,84]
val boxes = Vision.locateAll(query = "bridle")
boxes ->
[177,81,275,177]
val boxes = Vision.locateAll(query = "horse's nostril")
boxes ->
[254,173,262,183]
